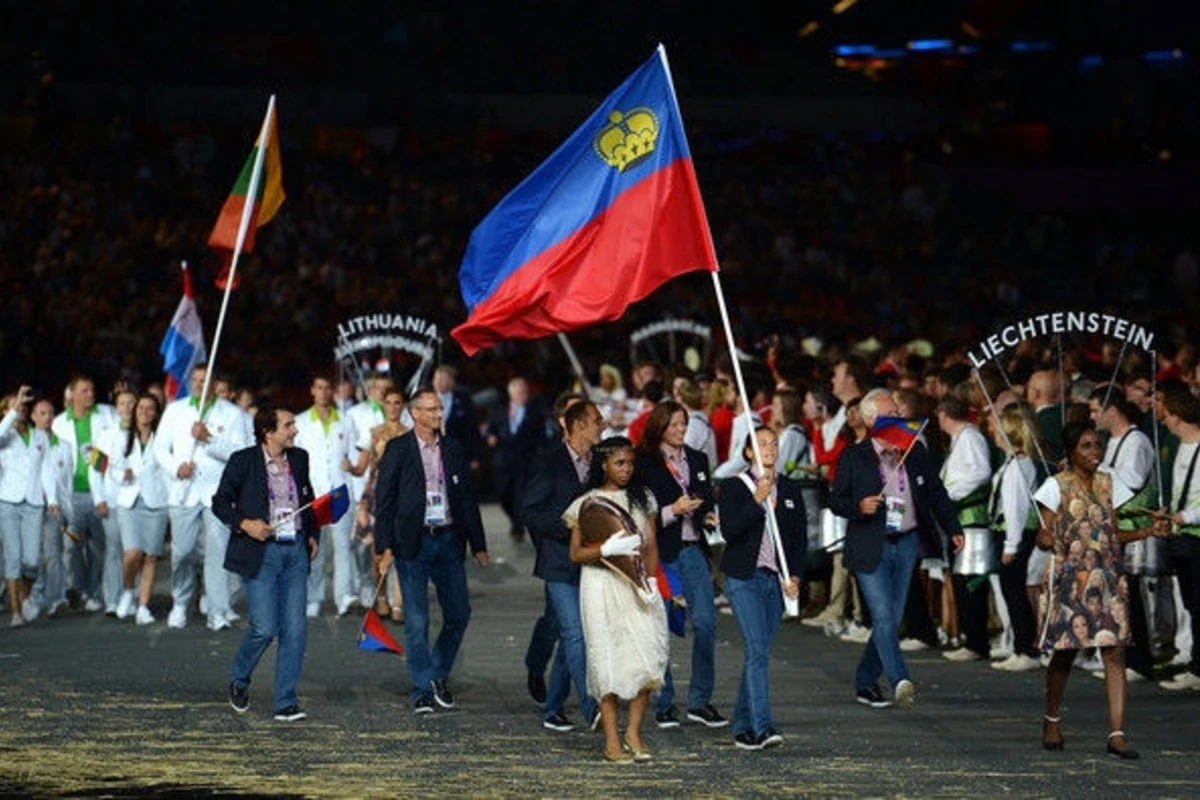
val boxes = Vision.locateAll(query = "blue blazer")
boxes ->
[827,439,961,574]
[212,445,317,579]
[718,474,807,581]
[373,431,487,561]
[636,447,715,564]
[522,440,584,584]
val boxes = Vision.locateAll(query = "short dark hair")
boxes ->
[564,400,598,434]
[553,390,587,421]
[254,403,286,444]
[937,394,970,422]
[1164,389,1200,425]
[409,387,438,409]
[1088,386,1139,423]
[641,379,664,404]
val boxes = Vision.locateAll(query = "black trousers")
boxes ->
[998,530,1039,658]
[1170,535,1200,675]
[902,564,938,646]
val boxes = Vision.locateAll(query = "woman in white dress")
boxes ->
[566,436,669,763]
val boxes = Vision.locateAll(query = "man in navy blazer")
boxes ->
[828,389,963,711]
[375,388,489,714]
[486,376,546,540]
[433,365,481,469]
[213,404,318,722]
[522,398,604,732]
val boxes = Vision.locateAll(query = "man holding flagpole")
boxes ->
[828,389,963,710]
[154,365,252,630]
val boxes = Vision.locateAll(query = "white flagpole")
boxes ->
[658,43,797,615]
[196,94,277,413]
[557,332,592,393]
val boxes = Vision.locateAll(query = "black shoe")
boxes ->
[655,707,681,729]
[734,730,764,751]
[1107,733,1139,760]
[528,670,547,705]
[542,712,576,732]
[273,705,307,722]
[228,682,250,714]
[414,695,436,715]
[761,728,784,748]
[687,704,729,728]
[855,686,892,709]
[431,679,455,709]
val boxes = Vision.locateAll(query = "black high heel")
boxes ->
[1107,731,1140,760]
[1042,715,1064,751]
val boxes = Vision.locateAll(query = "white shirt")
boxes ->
[684,409,718,470]
[45,434,75,524]
[777,424,811,477]
[108,431,168,509]
[51,404,119,497]
[91,425,130,506]
[990,455,1037,555]
[715,409,763,479]
[1103,426,1155,493]
[346,400,384,502]
[821,405,846,451]
[940,424,992,502]
[1172,440,1200,527]
[153,397,252,507]
[1034,465,1135,511]
[294,406,353,496]
[0,410,55,506]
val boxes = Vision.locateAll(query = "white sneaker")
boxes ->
[115,590,136,620]
[336,595,354,617]
[20,597,39,622]
[9,613,25,628]
[839,623,872,643]
[135,606,155,626]
[46,599,67,617]
[1160,671,1200,691]
[894,679,915,709]
[989,647,1013,660]
[942,647,982,662]
[167,606,188,629]
[306,602,321,619]
[1075,652,1103,672]
[714,593,730,609]
[207,613,230,632]
[994,654,1041,672]
[83,597,103,613]
[900,638,929,652]
[1170,651,1192,667]
[225,610,242,623]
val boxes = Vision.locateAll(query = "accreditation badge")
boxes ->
[425,491,446,526]
[273,508,298,542]
[885,496,906,533]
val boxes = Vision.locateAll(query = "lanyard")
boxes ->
[266,455,297,507]
[664,452,690,493]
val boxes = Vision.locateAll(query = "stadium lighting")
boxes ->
[907,39,954,52]
[834,44,878,57]
[1011,41,1052,53]
[831,0,858,14]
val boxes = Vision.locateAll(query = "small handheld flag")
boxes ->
[870,417,926,452]
[358,607,404,655]
[311,484,350,528]
[655,563,687,638]
[86,446,110,475]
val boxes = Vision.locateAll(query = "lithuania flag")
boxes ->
[208,97,285,288]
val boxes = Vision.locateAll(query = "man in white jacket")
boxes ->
[51,376,118,612]
[295,374,362,617]
[154,366,252,630]
[29,398,73,617]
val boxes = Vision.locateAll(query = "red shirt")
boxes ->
[710,405,735,464]
[626,407,652,445]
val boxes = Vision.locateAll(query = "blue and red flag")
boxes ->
[870,417,926,452]
[159,264,207,400]
[358,607,404,655]
[451,46,718,356]
[656,563,686,637]
[311,484,350,528]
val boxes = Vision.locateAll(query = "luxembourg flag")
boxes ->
[159,264,207,400]
[451,45,717,356]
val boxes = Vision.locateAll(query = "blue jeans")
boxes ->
[230,539,309,711]
[657,544,717,712]
[397,529,472,702]
[854,532,919,691]
[543,580,597,722]
[726,571,783,737]
[525,584,559,676]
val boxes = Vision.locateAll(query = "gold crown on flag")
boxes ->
[594,108,659,172]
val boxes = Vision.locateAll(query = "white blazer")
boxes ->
[0,410,55,506]
[153,397,252,508]
[50,404,119,502]
[108,431,169,510]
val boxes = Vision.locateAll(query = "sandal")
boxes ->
[1106,731,1140,760]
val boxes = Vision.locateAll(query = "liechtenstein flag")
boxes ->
[159,264,207,400]
[452,46,718,356]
